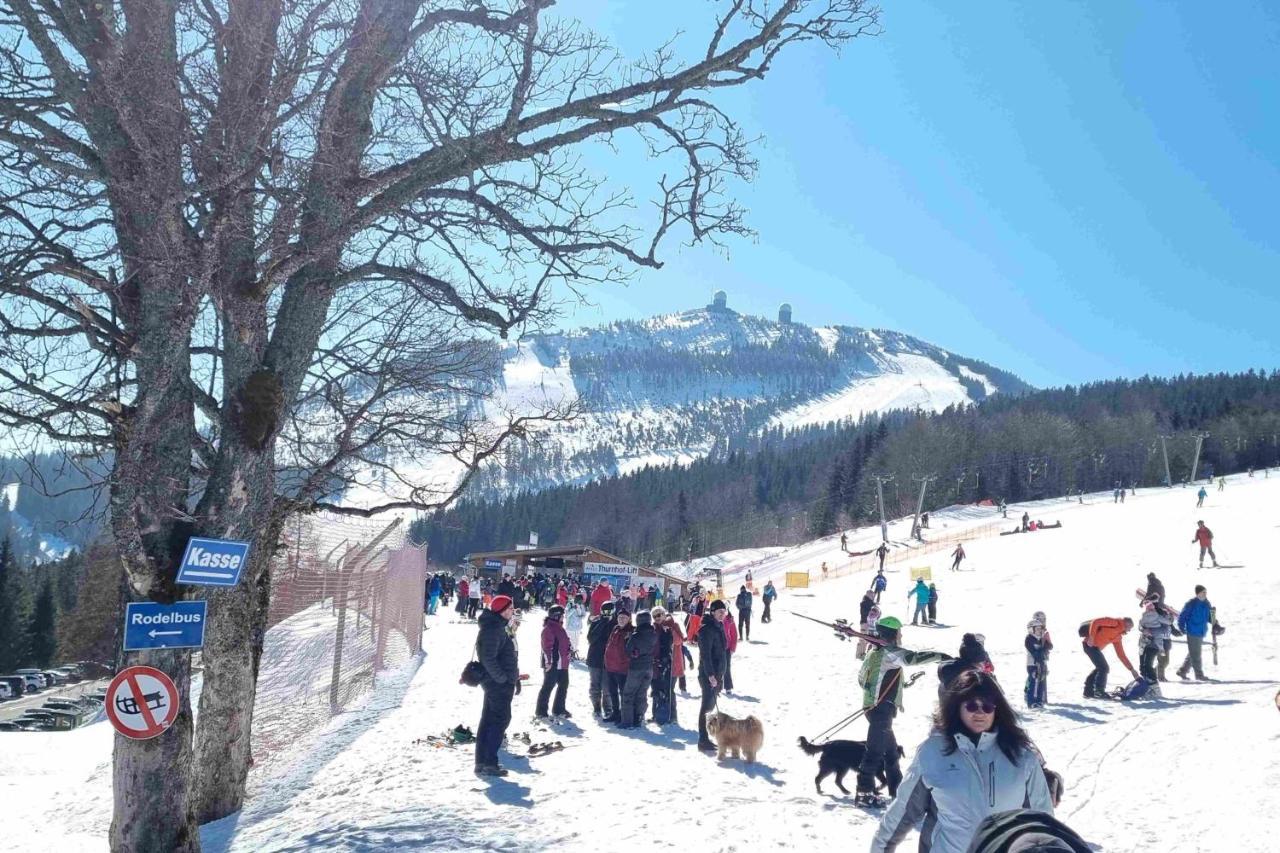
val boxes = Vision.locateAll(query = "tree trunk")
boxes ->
[109,648,198,853]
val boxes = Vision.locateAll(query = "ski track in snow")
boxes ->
[4,475,1280,851]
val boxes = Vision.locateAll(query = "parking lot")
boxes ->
[0,679,108,724]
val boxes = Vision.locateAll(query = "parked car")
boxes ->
[0,676,25,698]
[0,721,27,732]
[15,669,48,689]
[16,674,43,693]
[18,708,79,730]
[41,670,67,687]
[53,666,82,684]
[75,661,113,679]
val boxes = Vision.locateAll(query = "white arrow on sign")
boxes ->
[149,630,183,639]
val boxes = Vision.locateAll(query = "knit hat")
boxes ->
[1195,584,1206,594]
[490,595,513,613]
[709,599,727,613]
[635,610,653,626]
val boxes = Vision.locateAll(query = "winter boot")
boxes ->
[1176,668,1189,680]
[591,700,602,717]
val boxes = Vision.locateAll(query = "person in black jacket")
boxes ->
[497,574,516,601]
[697,600,729,752]
[735,586,753,641]
[474,595,520,777]
[585,601,616,718]
[937,633,993,703]
[621,610,657,728]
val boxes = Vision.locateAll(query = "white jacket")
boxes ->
[565,604,586,637]
[871,731,1054,853]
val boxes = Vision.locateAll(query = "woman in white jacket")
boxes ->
[565,597,587,658]
[871,670,1054,853]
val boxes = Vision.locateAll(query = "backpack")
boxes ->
[1116,678,1155,701]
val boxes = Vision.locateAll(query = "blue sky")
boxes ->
[548,1,1280,388]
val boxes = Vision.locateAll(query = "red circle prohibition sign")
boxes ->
[105,666,179,740]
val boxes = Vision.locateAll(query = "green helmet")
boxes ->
[877,615,903,632]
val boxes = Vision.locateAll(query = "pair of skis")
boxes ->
[790,611,887,646]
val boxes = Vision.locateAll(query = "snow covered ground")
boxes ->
[4,473,1279,851]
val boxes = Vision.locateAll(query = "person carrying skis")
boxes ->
[1079,616,1138,698]
[1176,585,1218,681]
[1024,612,1052,708]
[927,584,939,625]
[949,543,966,572]
[761,580,777,623]
[908,578,931,626]
[855,616,954,805]
[872,569,887,604]
[876,542,889,571]
[735,585,753,641]
[1192,520,1218,568]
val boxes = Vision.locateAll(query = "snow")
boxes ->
[956,364,998,396]
[11,474,1277,851]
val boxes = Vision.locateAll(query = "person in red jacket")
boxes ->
[556,582,569,608]
[603,609,633,724]
[722,603,739,692]
[590,580,613,617]
[1080,616,1138,698]
[535,605,572,718]
[456,577,470,616]
[1192,520,1219,568]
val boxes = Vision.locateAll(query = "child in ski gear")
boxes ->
[761,581,777,623]
[872,670,1054,853]
[927,584,938,624]
[908,578,931,625]
[1024,612,1052,708]
[856,617,953,801]
[1079,617,1138,697]
[1176,585,1215,680]
[535,604,572,718]
[1136,597,1175,696]
[1192,520,1218,568]
[735,586,753,640]
[949,543,965,572]
[858,591,882,660]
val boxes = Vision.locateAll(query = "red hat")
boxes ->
[490,595,513,613]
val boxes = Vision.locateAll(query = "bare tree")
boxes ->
[0,0,879,849]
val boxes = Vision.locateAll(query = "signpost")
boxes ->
[123,601,207,651]
[175,536,250,587]
[105,665,179,740]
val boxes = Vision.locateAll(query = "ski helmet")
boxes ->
[547,604,565,619]
[876,615,903,632]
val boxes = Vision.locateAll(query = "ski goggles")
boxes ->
[962,698,996,714]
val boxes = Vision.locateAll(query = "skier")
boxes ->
[535,604,572,719]
[735,585,753,641]
[565,596,586,659]
[620,609,657,728]
[761,580,777,623]
[1218,475,1226,492]
[855,616,953,805]
[927,583,939,625]
[696,599,729,753]
[841,532,848,553]
[474,595,521,777]
[1024,612,1052,708]
[1079,616,1138,698]
[603,609,633,723]
[876,541,889,571]
[1021,511,1029,532]
[999,498,1007,518]
[1144,572,1166,604]
[1136,597,1175,696]
[1176,585,1217,681]
[908,578,931,626]
[1113,482,1122,503]
[949,543,966,572]
[871,569,887,604]
[1196,486,1207,508]
[871,670,1055,853]
[585,601,616,718]
[1192,520,1218,568]
[821,561,829,581]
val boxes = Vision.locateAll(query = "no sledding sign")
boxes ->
[105,666,179,740]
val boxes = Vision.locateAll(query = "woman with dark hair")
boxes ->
[871,670,1054,853]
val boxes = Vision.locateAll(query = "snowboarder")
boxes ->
[855,616,953,804]
[761,580,777,623]
[735,585,753,641]
[871,569,887,604]
[876,541,889,571]
[620,609,657,728]
[474,595,521,777]
[535,604,572,719]
[927,583,938,625]
[1192,520,1218,568]
[697,600,729,752]
[872,670,1055,852]
[908,578,931,626]
[1176,585,1217,681]
[585,601,616,718]
[1024,612,1052,708]
[949,543,966,572]
[1196,486,1207,508]
[1079,616,1138,698]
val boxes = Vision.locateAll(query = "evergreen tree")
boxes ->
[0,535,20,670]
[29,576,56,667]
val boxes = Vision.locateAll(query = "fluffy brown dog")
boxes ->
[705,710,764,762]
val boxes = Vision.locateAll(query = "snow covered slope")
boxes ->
[343,300,1029,508]
[9,472,1277,851]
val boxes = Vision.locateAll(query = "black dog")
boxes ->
[797,736,904,795]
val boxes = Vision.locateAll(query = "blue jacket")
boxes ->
[428,576,441,596]
[909,581,929,604]
[873,574,887,591]
[1177,597,1213,638]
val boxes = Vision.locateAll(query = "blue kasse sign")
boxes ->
[176,536,251,587]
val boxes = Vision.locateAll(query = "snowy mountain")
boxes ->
[344,294,1029,508]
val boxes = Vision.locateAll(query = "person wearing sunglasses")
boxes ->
[871,670,1054,853]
